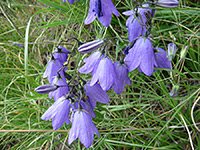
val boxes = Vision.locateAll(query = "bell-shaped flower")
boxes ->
[155,47,171,69]
[73,100,96,118]
[123,4,154,42]
[48,74,69,101]
[53,46,70,64]
[42,56,64,84]
[154,0,179,8]
[124,37,157,76]
[78,40,104,54]
[78,51,103,74]
[35,84,58,94]
[84,82,110,109]
[90,57,117,91]
[84,0,120,27]
[41,96,70,130]
[112,62,131,94]
[68,110,99,148]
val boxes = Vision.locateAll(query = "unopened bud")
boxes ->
[35,84,57,94]
[155,0,179,8]
[170,84,180,97]
[78,40,104,54]
[167,43,177,61]
[180,46,188,60]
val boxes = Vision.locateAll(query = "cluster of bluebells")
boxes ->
[35,0,180,148]
[35,44,110,148]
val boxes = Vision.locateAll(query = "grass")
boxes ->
[0,0,200,149]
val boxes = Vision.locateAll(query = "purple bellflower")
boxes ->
[84,0,120,27]
[63,0,79,4]
[53,46,70,64]
[41,96,70,130]
[155,47,171,69]
[112,62,131,94]
[42,56,64,84]
[84,82,110,109]
[123,4,154,42]
[48,74,69,101]
[90,57,117,91]
[68,110,99,148]
[73,100,96,118]
[79,51,103,75]
[124,37,157,76]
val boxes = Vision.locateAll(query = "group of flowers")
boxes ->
[35,0,179,148]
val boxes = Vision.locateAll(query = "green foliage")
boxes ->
[0,0,200,149]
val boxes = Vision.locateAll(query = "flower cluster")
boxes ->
[35,43,110,148]
[35,0,180,148]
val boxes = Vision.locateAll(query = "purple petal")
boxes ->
[68,111,99,148]
[85,82,110,109]
[90,57,117,91]
[113,62,131,94]
[41,96,66,120]
[52,100,70,130]
[155,47,171,69]
[84,0,96,25]
[79,51,102,74]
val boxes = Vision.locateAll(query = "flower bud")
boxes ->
[170,84,180,97]
[78,40,104,54]
[155,0,179,8]
[167,43,177,61]
[180,46,188,60]
[35,84,57,94]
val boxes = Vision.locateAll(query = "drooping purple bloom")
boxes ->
[53,46,70,64]
[124,37,157,76]
[63,0,78,4]
[84,0,120,27]
[78,51,103,74]
[90,57,117,91]
[84,82,110,109]
[42,56,64,84]
[155,47,171,69]
[41,96,70,130]
[123,4,154,42]
[73,100,96,118]
[35,84,57,94]
[112,62,131,94]
[48,75,69,101]
[68,110,99,148]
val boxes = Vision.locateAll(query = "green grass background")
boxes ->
[0,0,200,149]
